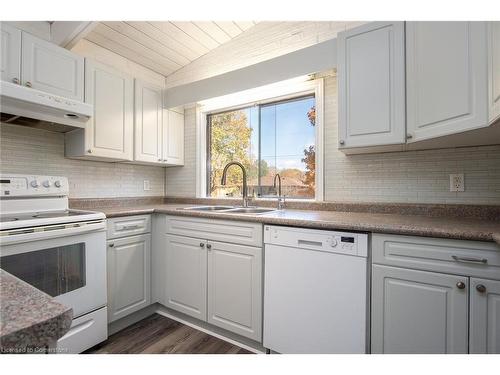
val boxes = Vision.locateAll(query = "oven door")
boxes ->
[0,221,107,318]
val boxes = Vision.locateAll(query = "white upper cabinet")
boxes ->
[162,109,185,166]
[488,22,500,123]
[21,32,84,101]
[406,22,488,142]
[0,24,21,84]
[134,80,163,164]
[338,22,406,149]
[66,60,134,161]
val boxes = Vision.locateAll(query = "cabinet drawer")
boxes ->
[166,216,262,247]
[107,215,151,239]
[57,307,107,354]
[372,233,500,279]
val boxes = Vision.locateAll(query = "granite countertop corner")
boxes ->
[0,269,73,353]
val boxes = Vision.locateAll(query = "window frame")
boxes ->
[196,78,324,201]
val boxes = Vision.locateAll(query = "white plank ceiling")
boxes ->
[85,21,259,76]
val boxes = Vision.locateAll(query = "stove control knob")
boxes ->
[330,238,338,247]
[43,180,51,188]
[30,180,40,188]
[54,180,62,188]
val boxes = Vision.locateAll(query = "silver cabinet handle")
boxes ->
[456,281,466,289]
[206,244,212,250]
[87,149,92,154]
[476,284,486,293]
[12,77,20,84]
[452,255,487,264]
[406,134,413,139]
[339,140,345,145]
[122,224,140,230]
[25,81,32,88]
[109,243,114,247]
[199,242,205,248]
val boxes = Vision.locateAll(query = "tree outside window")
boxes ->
[207,95,316,199]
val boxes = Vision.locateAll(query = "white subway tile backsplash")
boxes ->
[0,123,165,198]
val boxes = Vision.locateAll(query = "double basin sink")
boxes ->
[178,205,276,215]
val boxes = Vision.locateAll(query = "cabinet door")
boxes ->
[406,22,488,142]
[85,60,134,160]
[470,278,500,353]
[371,265,469,354]
[488,22,500,123]
[134,80,163,164]
[165,234,207,320]
[207,241,262,341]
[338,22,406,148]
[0,24,21,83]
[162,109,184,165]
[21,32,84,101]
[107,234,151,323]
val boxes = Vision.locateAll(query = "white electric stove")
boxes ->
[0,174,108,353]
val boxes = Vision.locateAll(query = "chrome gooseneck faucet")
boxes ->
[273,173,285,210]
[220,161,251,207]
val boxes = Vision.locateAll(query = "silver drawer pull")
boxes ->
[451,255,488,264]
[121,224,141,230]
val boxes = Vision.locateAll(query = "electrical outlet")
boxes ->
[143,180,151,191]
[449,174,464,192]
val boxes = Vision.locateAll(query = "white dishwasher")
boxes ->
[263,225,369,354]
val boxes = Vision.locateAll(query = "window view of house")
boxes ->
[207,95,316,199]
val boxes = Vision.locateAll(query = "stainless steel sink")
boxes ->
[179,205,276,215]
[225,207,276,214]
[180,206,234,212]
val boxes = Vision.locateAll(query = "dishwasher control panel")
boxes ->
[264,225,368,257]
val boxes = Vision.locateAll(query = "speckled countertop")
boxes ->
[90,203,500,245]
[0,269,73,353]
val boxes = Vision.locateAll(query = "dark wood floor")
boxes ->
[85,314,253,354]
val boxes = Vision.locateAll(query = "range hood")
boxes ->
[0,81,92,132]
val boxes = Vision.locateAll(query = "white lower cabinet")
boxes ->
[161,216,263,342]
[107,233,151,323]
[165,234,207,320]
[371,233,500,354]
[371,265,469,354]
[470,278,500,353]
[207,241,262,341]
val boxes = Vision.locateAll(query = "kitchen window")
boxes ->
[206,95,318,200]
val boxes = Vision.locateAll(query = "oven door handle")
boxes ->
[0,221,106,246]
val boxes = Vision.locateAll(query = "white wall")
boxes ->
[0,124,165,198]
[166,73,500,204]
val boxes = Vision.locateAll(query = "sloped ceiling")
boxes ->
[84,21,259,76]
